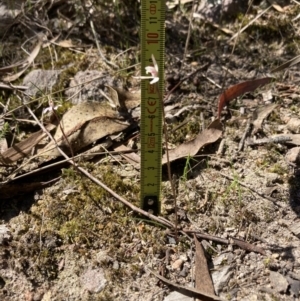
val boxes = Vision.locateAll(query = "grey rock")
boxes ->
[288,221,300,239]
[178,266,189,277]
[285,147,300,164]
[240,294,258,301]
[287,117,300,133]
[23,69,61,97]
[211,265,233,293]
[213,252,234,266]
[167,235,176,245]
[286,276,300,298]
[66,70,113,104]
[269,271,289,293]
[80,267,107,293]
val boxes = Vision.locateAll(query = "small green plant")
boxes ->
[181,154,195,182]
[0,122,10,139]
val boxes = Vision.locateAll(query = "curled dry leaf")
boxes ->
[105,85,140,110]
[0,123,57,164]
[162,119,223,164]
[37,102,131,158]
[217,77,273,119]
[252,103,278,134]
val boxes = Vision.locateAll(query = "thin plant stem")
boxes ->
[155,82,178,242]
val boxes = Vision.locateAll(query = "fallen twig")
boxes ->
[24,102,175,229]
[246,136,292,146]
[1,148,139,183]
[229,237,266,255]
[148,268,223,301]
[183,230,266,255]
[164,63,209,102]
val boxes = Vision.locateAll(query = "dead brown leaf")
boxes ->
[252,103,278,134]
[105,85,140,110]
[0,123,57,164]
[38,102,131,158]
[217,77,273,118]
[148,269,222,301]
[194,235,217,301]
[162,119,223,164]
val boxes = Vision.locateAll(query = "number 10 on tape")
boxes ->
[140,0,165,214]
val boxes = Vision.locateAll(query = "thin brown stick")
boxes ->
[25,103,175,229]
[230,236,266,255]
[183,230,266,255]
[4,149,138,183]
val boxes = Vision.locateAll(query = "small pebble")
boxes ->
[172,259,184,270]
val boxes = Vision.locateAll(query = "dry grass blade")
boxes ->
[114,144,140,168]
[183,0,196,62]
[0,82,28,90]
[271,54,300,73]
[228,6,271,42]
[1,148,138,184]
[271,3,285,12]
[90,20,118,69]
[3,38,43,82]
[0,61,27,74]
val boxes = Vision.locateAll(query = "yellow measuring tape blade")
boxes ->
[140,0,165,214]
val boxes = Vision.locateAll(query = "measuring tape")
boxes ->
[140,0,165,214]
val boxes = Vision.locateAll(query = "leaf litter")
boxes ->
[1,1,300,301]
